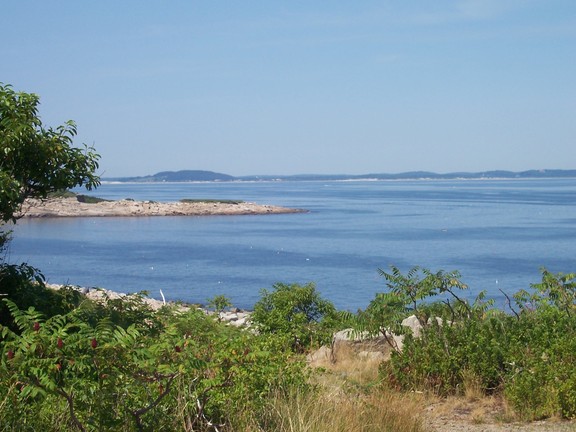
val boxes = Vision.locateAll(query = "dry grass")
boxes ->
[246,342,427,432]
[308,342,384,384]
[460,368,484,402]
[302,344,508,431]
[253,388,426,432]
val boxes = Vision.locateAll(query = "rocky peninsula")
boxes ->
[19,196,306,218]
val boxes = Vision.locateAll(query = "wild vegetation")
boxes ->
[2,267,576,430]
[2,83,575,430]
[363,266,576,421]
[0,292,311,431]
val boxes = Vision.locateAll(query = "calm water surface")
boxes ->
[7,179,576,311]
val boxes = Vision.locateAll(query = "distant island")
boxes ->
[20,196,305,218]
[104,169,576,183]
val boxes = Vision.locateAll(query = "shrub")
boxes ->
[373,267,576,420]
[0,264,83,330]
[251,282,341,352]
[74,289,161,333]
[383,313,509,395]
[206,294,232,317]
[75,194,110,204]
[355,266,488,352]
[0,298,309,431]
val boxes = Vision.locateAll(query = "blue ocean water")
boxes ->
[6,179,576,311]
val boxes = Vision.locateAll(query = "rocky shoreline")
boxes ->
[48,284,252,327]
[19,197,306,218]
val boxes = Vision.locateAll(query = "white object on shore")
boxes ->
[159,289,166,305]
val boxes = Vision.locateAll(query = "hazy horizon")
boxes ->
[105,167,575,180]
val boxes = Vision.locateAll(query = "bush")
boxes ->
[383,313,509,395]
[0,264,83,331]
[0,299,309,431]
[206,294,232,316]
[251,282,341,352]
[355,266,488,352]
[75,194,110,204]
[372,267,576,420]
[503,306,576,420]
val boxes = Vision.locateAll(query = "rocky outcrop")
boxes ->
[308,314,430,365]
[217,309,251,327]
[327,328,400,363]
[18,197,306,218]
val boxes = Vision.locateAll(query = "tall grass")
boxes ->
[252,389,426,432]
[240,343,426,432]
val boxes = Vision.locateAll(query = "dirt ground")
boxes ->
[423,398,576,431]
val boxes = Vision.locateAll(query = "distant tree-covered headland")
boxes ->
[108,168,576,183]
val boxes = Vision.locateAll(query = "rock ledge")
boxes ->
[19,197,306,218]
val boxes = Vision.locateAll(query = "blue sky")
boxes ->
[2,1,574,177]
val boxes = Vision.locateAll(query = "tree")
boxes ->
[1,83,101,328]
[0,83,100,224]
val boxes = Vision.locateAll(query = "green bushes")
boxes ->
[502,306,576,420]
[206,294,232,316]
[369,266,576,420]
[0,264,84,330]
[75,194,110,204]
[382,313,510,395]
[251,282,342,352]
[0,292,309,431]
[3,260,576,427]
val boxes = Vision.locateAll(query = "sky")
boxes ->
[1,1,575,178]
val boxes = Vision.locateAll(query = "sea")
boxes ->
[6,178,576,312]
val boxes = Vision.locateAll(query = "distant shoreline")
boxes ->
[19,197,307,218]
[104,168,576,183]
[100,176,576,185]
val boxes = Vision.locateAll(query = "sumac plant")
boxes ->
[0,298,308,431]
[354,266,490,351]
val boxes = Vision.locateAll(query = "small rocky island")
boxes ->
[19,196,306,218]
